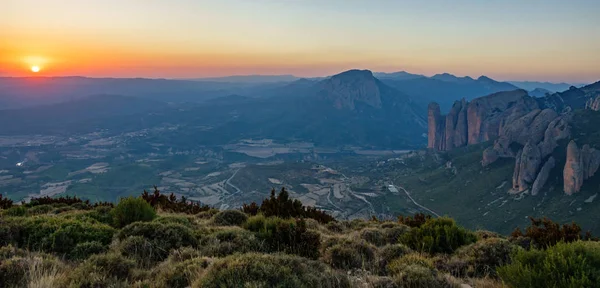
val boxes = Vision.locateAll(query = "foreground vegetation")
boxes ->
[1,189,599,288]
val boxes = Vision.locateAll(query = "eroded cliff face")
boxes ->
[564,141,600,195]
[319,69,382,110]
[586,96,600,111]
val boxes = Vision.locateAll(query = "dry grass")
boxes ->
[26,256,66,288]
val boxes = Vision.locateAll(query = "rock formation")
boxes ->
[428,102,445,150]
[444,99,468,150]
[531,157,555,196]
[586,95,600,111]
[512,142,542,192]
[319,69,382,110]
[563,141,600,195]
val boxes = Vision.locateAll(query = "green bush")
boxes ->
[1,216,115,254]
[117,236,158,267]
[111,196,156,228]
[212,209,248,226]
[377,244,413,275]
[324,240,377,270]
[166,247,204,263]
[400,217,476,254]
[154,257,211,288]
[3,206,27,217]
[51,205,75,214]
[193,253,351,288]
[391,264,450,288]
[117,222,198,263]
[69,241,108,260]
[326,221,345,233]
[498,241,600,288]
[28,204,53,215]
[388,253,435,274]
[382,223,410,244]
[454,238,517,277]
[64,253,136,287]
[244,215,321,259]
[199,228,264,257]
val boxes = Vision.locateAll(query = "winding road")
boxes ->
[225,168,242,195]
[394,184,441,217]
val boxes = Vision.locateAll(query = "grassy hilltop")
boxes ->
[1,189,599,288]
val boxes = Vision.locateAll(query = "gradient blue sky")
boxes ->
[1,0,599,82]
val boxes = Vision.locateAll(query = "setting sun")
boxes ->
[31,66,41,73]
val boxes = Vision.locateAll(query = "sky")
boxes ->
[1,0,599,82]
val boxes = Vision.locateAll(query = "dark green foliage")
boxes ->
[242,187,335,224]
[69,241,108,260]
[382,224,411,244]
[391,264,450,288]
[212,209,248,226]
[0,194,13,209]
[196,208,220,219]
[360,228,387,246]
[398,213,432,228]
[27,195,89,207]
[498,241,600,288]
[244,215,321,259]
[141,186,211,214]
[117,222,198,263]
[111,196,156,228]
[51,205,75,214]
[510,217,589,248]
[0,216,115,254]
[326,221,346,233]
[400,217,477,254]
[324,239,377,270]
[453,238,517,277]
[117,236,158,267]
[378,244,413,275]
[194,253,351,288]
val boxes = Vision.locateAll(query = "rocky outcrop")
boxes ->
[319,69,382,110]
[564,141,584,195]
[467,90,535,145]
[428,103,446,150]
[429,89,534,151]
[563,141,600,195]
[538,115,571,157]
[531,157,555,196]
[512,142,542,192]
[586,95,600,111]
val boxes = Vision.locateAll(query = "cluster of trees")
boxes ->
[141,186,211,214]
[242,187,335,223]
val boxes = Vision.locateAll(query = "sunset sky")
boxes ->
[2,0,599,82]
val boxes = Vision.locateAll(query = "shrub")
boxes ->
[391,264,450,288]
[27,195,88,207]
[383,224,410,244]
[400,217,476,254]
[196,208,220,219]
[398,213,431,228]
[1,216,115,254]
[510,217,588,248]
[69,241,108,260]
[0,194,13,209]
[475,230,502,240]
[454,238,517,277]
[360,228,387,246]
[193,253,351,288]
[70,202,92,210]
[64,253,136,287]
[153,215,194,227]
[4,206,27,217]
[0,254,64,288]
[199,228,264,257]
[51,205,75,214]
[498,241,600,288]
[0,257,28,287]
[324,240,377,270]
[28,204,53,215]
[378,244,413,275]
[154,257,211,288]
[244,215,321,259]
[117,222,198,263]
[243,187,336,224]
[388,253,435,274]
[111,196,156,228]
[117,236,158,268]
[326,221,345,233]
[212,210,248,226]
[167,247,204,263]
[141,186,211,214]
